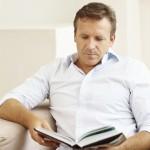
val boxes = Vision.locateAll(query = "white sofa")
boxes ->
[0,100,55,150]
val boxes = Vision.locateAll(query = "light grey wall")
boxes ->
[0,0,78,27]
[0,29,56,97]
[141,0,150,68]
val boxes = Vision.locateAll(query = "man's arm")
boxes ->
[0,99,38,128]
[105,131,150,150]
[0,99,59,148]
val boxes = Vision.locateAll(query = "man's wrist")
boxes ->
[113,144,126,150]
[24,112,41,129]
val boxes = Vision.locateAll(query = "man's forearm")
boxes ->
[116,131,150,150]
[0,99,39,128]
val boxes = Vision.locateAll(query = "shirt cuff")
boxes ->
[0,94,30,109]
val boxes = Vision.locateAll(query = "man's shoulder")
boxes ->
[108,50,145,67]
[118,55,146,67]
[118,56,150,77]
[42,56,72,72]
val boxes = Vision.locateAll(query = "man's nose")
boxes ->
[87,39,96,50]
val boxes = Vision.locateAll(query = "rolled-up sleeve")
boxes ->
[130,62,150,132]
[0,64,52,109]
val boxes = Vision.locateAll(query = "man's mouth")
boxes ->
[86,53,96,55]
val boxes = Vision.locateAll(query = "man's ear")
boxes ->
[110,34,115,47]
[74,33,77,43]
[110,34,115,42]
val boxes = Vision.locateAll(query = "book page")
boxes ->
[78,126,115,142]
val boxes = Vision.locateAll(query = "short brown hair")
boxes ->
[73,2,116,35]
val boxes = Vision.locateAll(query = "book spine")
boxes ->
[73,148,81,150]
[72,145,82,150]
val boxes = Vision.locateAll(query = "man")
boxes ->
[1,2,150,150]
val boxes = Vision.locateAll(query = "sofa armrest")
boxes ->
[0,118,26,150]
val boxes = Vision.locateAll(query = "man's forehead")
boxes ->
[76,18,112,35]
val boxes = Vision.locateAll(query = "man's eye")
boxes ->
[81,36,88,39]
[96,37,104,41]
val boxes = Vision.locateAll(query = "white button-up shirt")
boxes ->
[1,49,150,149]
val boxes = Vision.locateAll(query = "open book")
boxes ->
[34,126,125,149]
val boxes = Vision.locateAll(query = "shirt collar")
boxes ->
[103,48,120,64]
[67,48,120,65]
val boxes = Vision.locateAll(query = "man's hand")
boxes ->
[98,147,119,150]
[28,117,59,149]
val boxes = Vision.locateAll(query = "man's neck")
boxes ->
[74,60,97,74]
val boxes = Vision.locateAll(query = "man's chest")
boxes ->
[49,68,130,112]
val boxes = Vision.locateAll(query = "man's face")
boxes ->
[74,18,115,71]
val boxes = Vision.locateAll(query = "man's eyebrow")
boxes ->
[79,33,106,38]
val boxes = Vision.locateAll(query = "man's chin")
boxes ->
[85,61,100,68]
[86,59,101,65]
